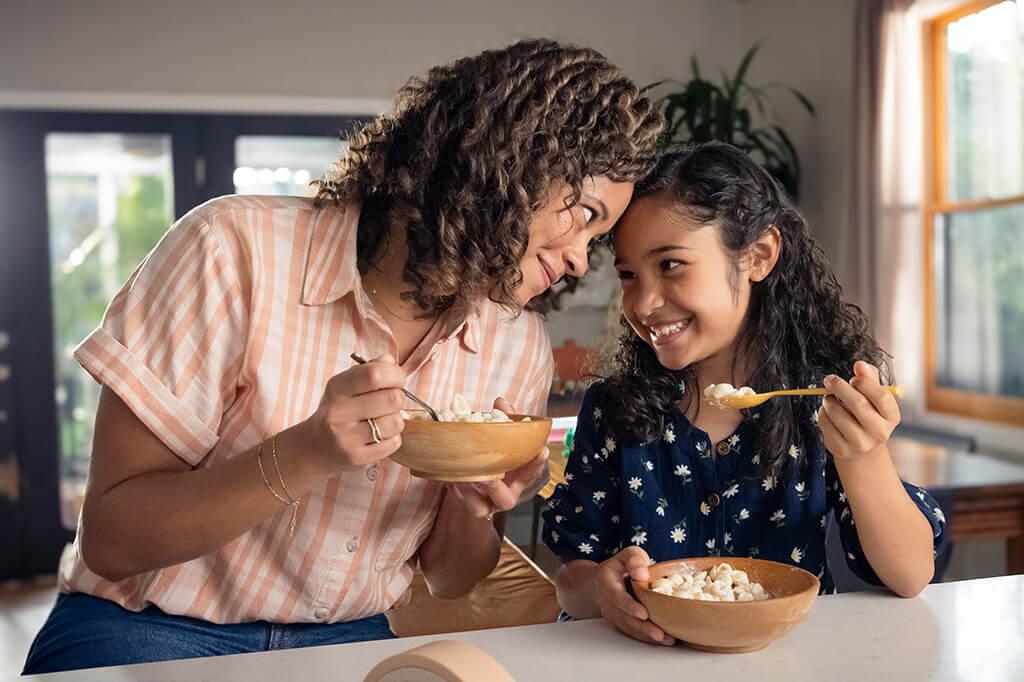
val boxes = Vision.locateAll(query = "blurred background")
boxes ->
[0,0,1022,676]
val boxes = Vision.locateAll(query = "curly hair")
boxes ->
[601,143,890,476]
[313,39,663,315]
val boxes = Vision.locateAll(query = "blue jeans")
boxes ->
[23,592,396,675]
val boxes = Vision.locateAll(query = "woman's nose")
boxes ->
[563,246,589,279]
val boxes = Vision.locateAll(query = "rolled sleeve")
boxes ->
[74,209,248,465]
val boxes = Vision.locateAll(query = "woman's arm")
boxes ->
[81,357,407,582]
[416,449,548,598]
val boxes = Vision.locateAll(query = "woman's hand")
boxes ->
[593,546,675,646]
[819,361,900,463]
[447,398,550,519]
[300,354,408,475]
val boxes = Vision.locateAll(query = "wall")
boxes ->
[0,0,743,111]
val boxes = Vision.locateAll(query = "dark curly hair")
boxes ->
[313,39,663,315]
[601,142,890,476]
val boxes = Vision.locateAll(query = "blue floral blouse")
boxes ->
[542,385,947,593]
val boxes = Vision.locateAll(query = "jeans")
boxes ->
[23,592,396,675]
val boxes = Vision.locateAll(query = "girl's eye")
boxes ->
[582,206,596,223]
[661,259,685,273]
[616,270,635,281]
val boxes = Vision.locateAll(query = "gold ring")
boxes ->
[367,417,383,444]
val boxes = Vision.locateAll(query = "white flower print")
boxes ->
[644,460,655,472]
[590,534,601,542]
[582,455,589,465]
[723,483,740,498]
[565,472,574,482]
[628,477,643,491]
[916,490,926,502]
[670,524,687,543]
[578,542,593,555]
[695,441,710,457]
[737,508,751,522]
[724,532,732,545]
[933,507,946,524]
[762,475,776,492]
[551,531,560,543]
[820,515,827,529]
[605,436,617,453]
[728,434,740,448]
[770,509,786,527]
[752,454,761,465]
[700,502,712,516]
[705,538,716,551]
[574,505,583,515]
[791,547,804,563]
[631,526,648,546]
[847,552,856,561]
[840,507,851,521]
[838,491,847,503]
[788,444,801,459]
[674,464,692,483]
[593,407,603,422]
[813,408,821,424]
[663,426,676,444]
[656,498,668,517]
[679,380,687,394]
[592,490,607,502]
[611,515,620,525]
[795,481,809,501]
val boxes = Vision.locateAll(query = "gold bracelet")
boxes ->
[257,441,291,505]
[271,434,298,505]
[258,439,300,537]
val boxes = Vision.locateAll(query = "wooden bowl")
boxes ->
[392,414,552,482]
[632,557,820,654]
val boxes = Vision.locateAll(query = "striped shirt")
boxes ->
[60,194,554,624]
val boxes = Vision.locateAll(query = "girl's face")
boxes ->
[613,195,775,373]
[515,176,634,305]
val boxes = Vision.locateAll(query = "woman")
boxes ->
[24,39,662,673]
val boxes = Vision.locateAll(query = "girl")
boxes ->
[542,143,945,646]
[24,39,663,673]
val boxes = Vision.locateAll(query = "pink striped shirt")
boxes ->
[60,194,553,624]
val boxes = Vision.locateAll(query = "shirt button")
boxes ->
[715,441,731,456]
[706,492,721,508]
[346,538,360,552]
[367,464,379,481]
[313,607,329,620]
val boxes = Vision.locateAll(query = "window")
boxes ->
[925,0,1024,427]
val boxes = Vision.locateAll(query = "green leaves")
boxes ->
[649,44,815,201]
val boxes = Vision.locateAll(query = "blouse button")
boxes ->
[367,464,379,481]
[313,607,329,620]
[347,538,360,553]
[715,441,730,456]
[706,492,721,508]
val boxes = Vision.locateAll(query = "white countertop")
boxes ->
[27,575,1024,681]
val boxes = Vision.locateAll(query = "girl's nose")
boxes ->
[563,245,588,278]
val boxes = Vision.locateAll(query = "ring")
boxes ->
[486,503,495,522]
[367,417,383,444]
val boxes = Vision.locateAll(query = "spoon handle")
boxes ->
[349,353,441,421]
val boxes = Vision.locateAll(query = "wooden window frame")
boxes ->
[923,0,1024,428]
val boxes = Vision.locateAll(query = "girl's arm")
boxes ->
[819,362,937,597]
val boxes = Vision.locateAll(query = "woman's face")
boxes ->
[515,176,634,305]
[613,195,752,372]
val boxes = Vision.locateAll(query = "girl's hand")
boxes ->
[448,398,550,518]
[818,361,900,462]
[301,354,408,475]
[593,546,675,646]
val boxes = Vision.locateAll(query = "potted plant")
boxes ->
[645,45,815,200]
